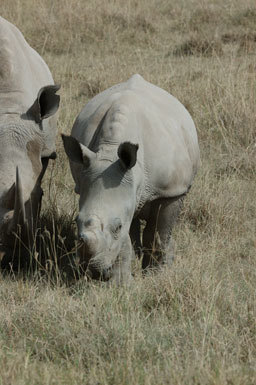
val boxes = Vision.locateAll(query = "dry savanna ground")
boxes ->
[0,0,256,384]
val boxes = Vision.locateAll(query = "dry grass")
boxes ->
[0,0,256,384]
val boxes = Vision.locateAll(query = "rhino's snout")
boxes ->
[76,214,124,280]
[86,264,112,281]
[78,230,98,258]
[78,232,89,243]
[78,231,113,281]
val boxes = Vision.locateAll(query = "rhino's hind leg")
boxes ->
[141,196,184,271]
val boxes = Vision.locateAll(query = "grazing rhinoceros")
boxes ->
[62,74,200,284]
[0,17,60,263]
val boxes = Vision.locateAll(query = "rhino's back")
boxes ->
[0,17,53,113]
[72,74,200,199]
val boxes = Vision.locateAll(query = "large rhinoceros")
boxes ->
[0,17,60,263]
[62,74,200,284]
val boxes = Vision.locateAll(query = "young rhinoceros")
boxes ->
[62,74,200,284]
[0,17,60,262]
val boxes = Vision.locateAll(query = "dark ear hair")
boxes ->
[61,134,96,167]
[117,142,139,169]
[27,84,61,124]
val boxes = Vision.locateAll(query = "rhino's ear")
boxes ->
[118,142,139,170]
[61,134,95,167]
[27,84,61,124]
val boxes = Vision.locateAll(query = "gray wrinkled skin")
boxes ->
[0,17,60,263]
[62,74,200,284]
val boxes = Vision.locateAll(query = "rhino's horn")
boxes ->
[13,166,26,228]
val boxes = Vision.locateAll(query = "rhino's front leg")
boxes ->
[109,235,133,285]
[130,217,142,259]
[142,197,184,271]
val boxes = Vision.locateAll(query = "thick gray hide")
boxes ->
[62,74,200,284]
[0,17,60,258]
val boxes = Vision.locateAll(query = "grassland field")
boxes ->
[0,0,256,384]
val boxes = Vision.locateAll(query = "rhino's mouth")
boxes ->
[79,259,113,281]
[76,243,113,281]
[85,265,113,281]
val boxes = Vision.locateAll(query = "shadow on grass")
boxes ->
[0,209,81,285]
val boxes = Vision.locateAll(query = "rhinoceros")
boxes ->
[62,74,200,284]
[0,17,60,262]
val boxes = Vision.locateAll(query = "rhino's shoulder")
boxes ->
[126,74,145,87]
[0,18,15,80]
[82,75,145,114]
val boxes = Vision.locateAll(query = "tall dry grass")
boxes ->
[0,0,256,384]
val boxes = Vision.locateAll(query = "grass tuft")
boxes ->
[173,37,223,57]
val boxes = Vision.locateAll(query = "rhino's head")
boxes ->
[0,85,60,254]
[62,135,139,280]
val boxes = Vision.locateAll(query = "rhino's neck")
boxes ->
[0,89,29,115]
[0,116,42,149]
[88,101,138,149]
[0,117,43,197]
[87,100,147,213]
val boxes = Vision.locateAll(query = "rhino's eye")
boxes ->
[110,218,122,237]
[112,224,122,234]
[115,224,122,233]
[84,218,93,227]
